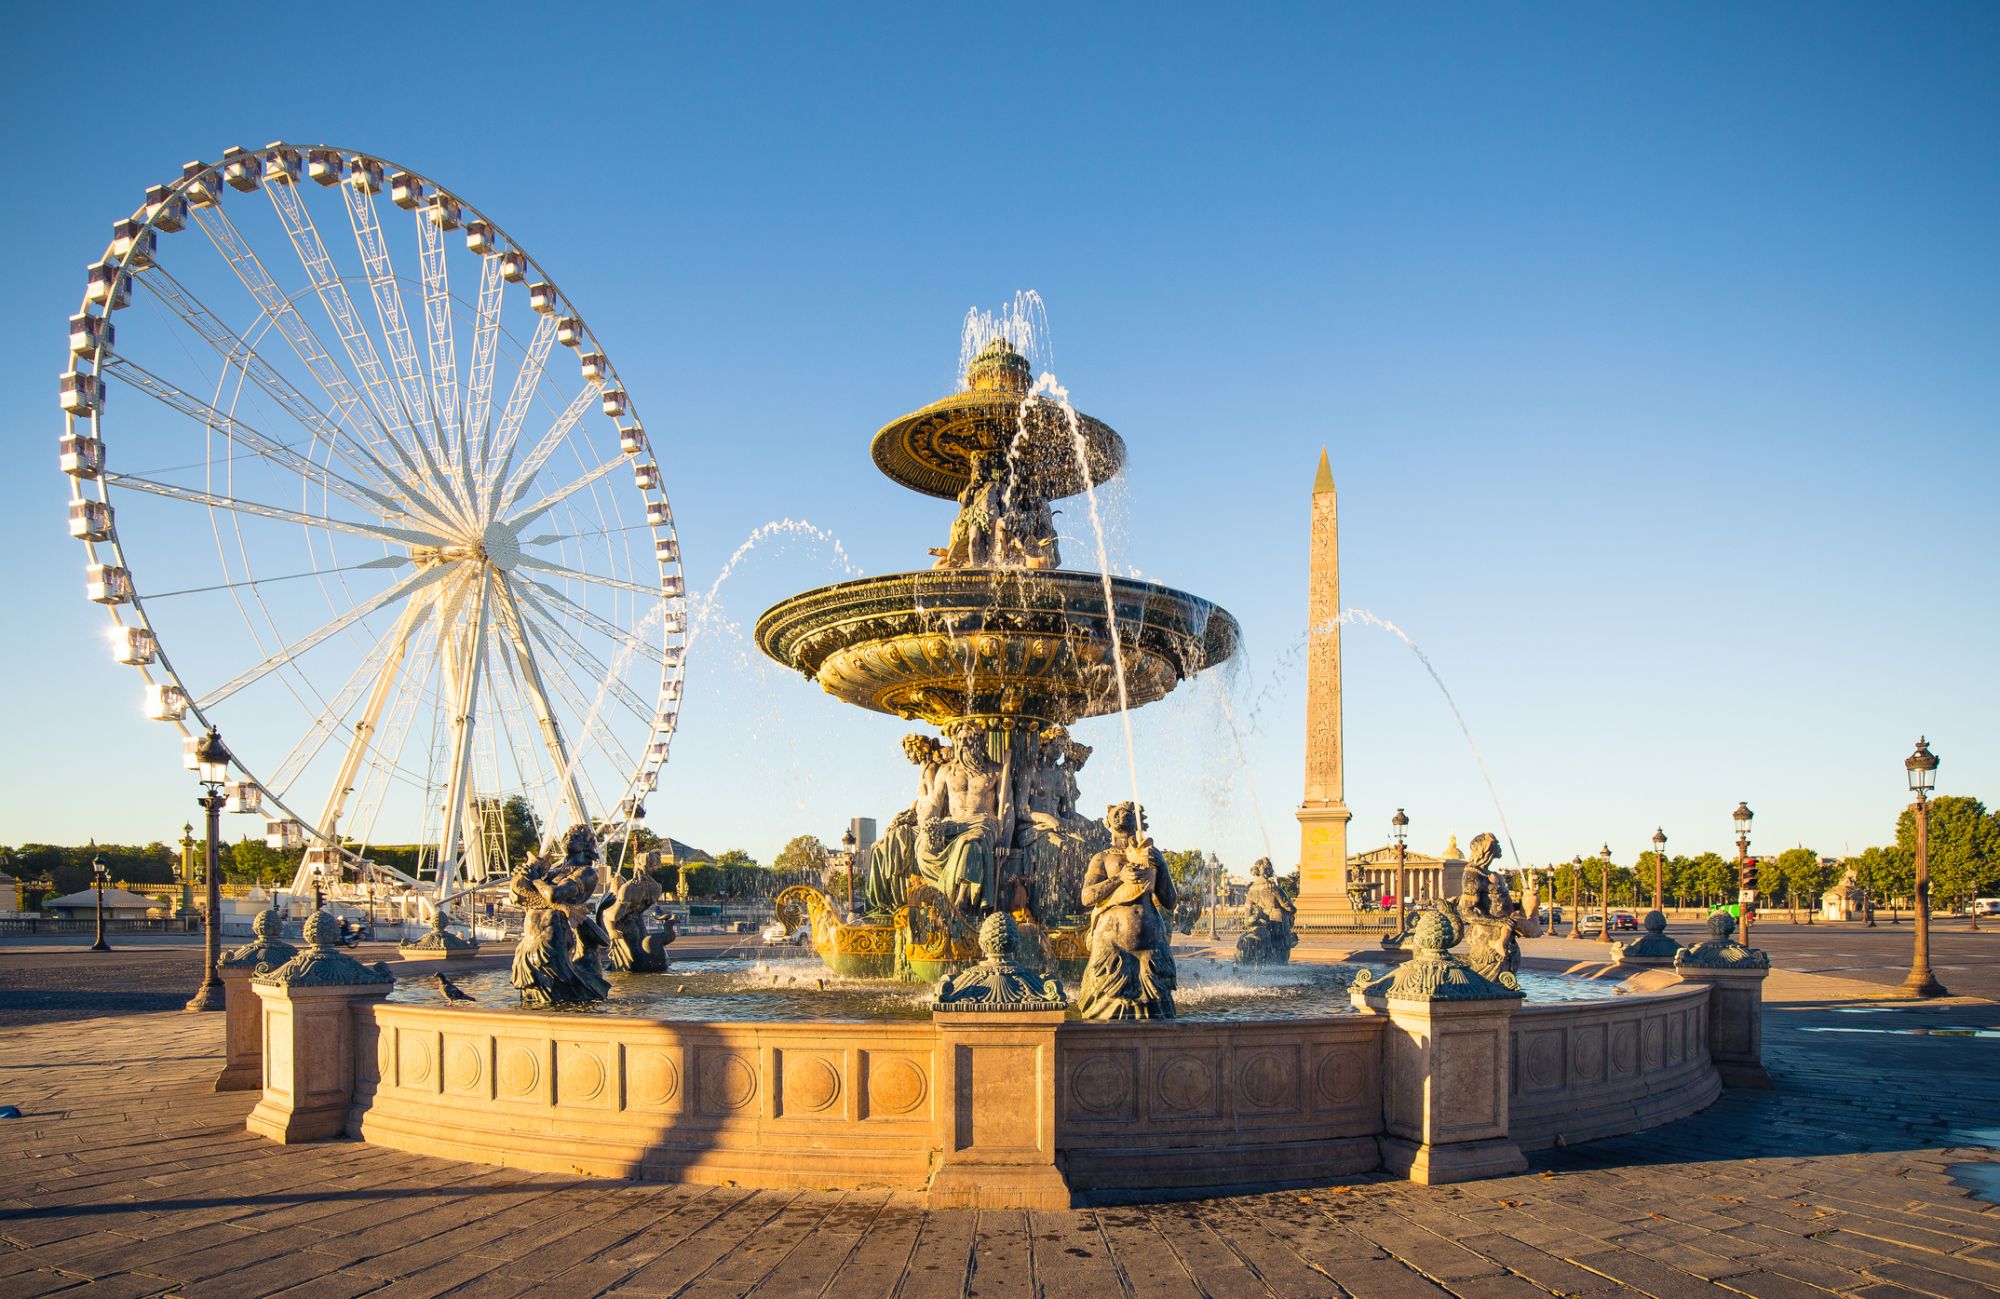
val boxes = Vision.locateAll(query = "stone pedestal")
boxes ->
[1672,912,1772,1089]
[216,967,265,1092]
[247,912,394,1144]
[927,1008,1070,1208]
[1673,965,1771,1089]
[215,908,296,1092]
[1350,910,1526,1185]
[1615,911,1680,971]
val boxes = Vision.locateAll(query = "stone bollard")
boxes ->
[1673,912,1772,1089]
[925,914,1073,1209]
[397,904,478,961]
[214,907,297,1092]
[247,912,395,1143]
[1615,910,1680,970]
[1351,911,1527,1184]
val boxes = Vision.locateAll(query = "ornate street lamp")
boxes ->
[89,855,111,953]
[1733,801,1755,948]
[1902,738,1947,997]
[1207,850,1222,940]
[1599,844,1614,942]
[1569,855,1582,938]
[1391,808,1409,938]
[840,827,858,917]
[1651,827,1668,917]
[183,727,230,1012]
[178,823,196,925]
[310,859,326,914]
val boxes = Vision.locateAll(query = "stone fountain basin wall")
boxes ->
[339,978,1723,1200]
[351,1007,943,1191]
[1507,982,1718,1151]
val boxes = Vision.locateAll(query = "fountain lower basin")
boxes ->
[386,955,1625,1021]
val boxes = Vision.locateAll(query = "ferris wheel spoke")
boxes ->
[489,381,597,518]
[297,586,432,840]
[503,454,627,530]
[97,353,420,524]
[260,181,468,523]
[513,613,642,778]
[104,472,446,550]
[480,314,560,495]
[141,261,430,517]
[197,563,448,710]
[262,598,427,795]
[415,212,461,457]
[462,255,506,475]
[508,590,655,728]
[339,184,466,522]
[511,554,659,599]
[185,199,463,526]
[512,574,670,668]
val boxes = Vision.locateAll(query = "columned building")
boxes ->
[1344,837,1469,910]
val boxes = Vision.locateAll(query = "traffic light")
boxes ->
[1739,856,1757,891]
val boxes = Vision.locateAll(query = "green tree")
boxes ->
[1679,852,1732,910]
[499,794,541,864]
[1850,844,1911,917]
[1160,849,1210,892]
[772,835,828,882]
[680,862,720,898]
[1773,846,1828,923]
[1895,796,1997,913]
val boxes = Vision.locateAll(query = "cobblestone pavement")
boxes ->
[1,989,1996,1298]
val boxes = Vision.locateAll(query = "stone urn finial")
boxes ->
[933,912,1068,1011]
[222,905,298,973]
[1621,907,1680,960]
[1675,910,1770,970]
[1353,907,1523,1002]
[257,908,392,988]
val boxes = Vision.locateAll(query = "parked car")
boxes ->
[1966,898,2000,917]
[759,920,808,946]
[1577,913,1604,936]
[1537,905,1563,925]
[1610,911,1639,932]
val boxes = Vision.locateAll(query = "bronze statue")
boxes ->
[1013,726,1101,922]
[932,912,1068,1010]
[508,825,612,1007]
[1235,856,1298,965]
[1449,832,1541,987]
[862,729,1003,915]
[932,450,1004,569]
[1076,802,1178,1020]
[599,869,676,973]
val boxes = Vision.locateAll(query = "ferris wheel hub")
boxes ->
[480,520,522,572]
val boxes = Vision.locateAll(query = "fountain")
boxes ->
[754,336,1239,990]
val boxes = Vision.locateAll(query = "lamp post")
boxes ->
[1902,738,1947,998]
[1651,827,1668,918]
[183,727,230,1013]
[1207,851,1222,940]
[1599,844,1614,942]
[178,823,195,925]
[840,827,858,917]
[1733,801,1755,949]
[310,860,325,915]
[89,856,111,952]
[1568,855,1582,938]
[1391,809,1409,937]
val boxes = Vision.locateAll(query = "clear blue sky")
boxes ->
[3,2,1995,871]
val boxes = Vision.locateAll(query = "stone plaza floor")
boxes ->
[1,937,1996,1297]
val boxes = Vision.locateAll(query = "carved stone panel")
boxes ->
[556,1039,615,1110]
[395,1025,440,1094]
[861,1051,931,1121]
[495,1036,553,1105]
[1151,1048,1222,1121]
[1232,1044,1302,1115]
[1063,1048,1139,1124]
[625,1044,685,1114]
[777,1049,845,1119]
[442,1032,492,1100]
[695,1046,760,1117]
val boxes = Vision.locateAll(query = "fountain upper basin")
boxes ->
[754,567,1240,727]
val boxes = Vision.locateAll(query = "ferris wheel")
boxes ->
[60,142,686,903]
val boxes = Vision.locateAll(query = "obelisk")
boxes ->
[1296,448,1352,926]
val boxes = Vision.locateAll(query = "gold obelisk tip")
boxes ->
[1313,447,1335,495]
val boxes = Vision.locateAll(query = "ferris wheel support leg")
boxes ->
[494,577,589,840]
[433,571,493,904]
[289,589,433,897]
